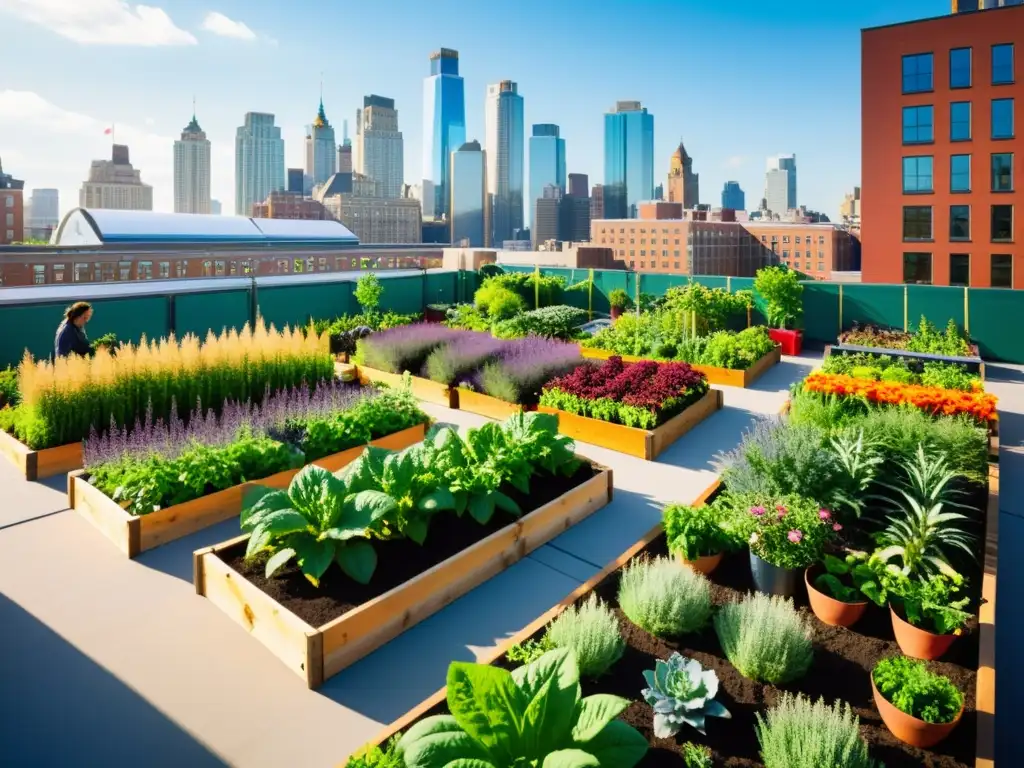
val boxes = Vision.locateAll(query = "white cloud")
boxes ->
[200,11,256,40]
[0,0,196,46]
[724,155,745,169]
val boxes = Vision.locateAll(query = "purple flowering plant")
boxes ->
[424,331,507,386]
[355,322,463,374]
[473,335,582,405]
[739,493,835,570]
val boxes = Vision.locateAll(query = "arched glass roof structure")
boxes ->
[52,208,359,247]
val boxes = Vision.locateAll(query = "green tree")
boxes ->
[355,272,383,317]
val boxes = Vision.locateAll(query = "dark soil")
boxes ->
[415,535,979,768]
[219,462,599,628]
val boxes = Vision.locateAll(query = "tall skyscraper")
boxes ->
[27,188,59,231]
[590,183,604,221]
[355,95,404,199]
[80,145,153,211]
[305,98,337,189]
[568,173,589,198]
[0,157,25,245]
[286,168,305,194]
[450,140,486,247]
[235,112,285,215]
[422,48,466,220]
[528,124,565,228]
[764,154,797,216]
[533,184,563,247]
[721,181,745,210]
[173,110,211,214]
[338,141,352,173]
[667,142,699,209]
[485,80,525,246]
[564,173,591,243]
[604,101,654,219]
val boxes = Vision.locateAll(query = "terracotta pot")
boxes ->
[804,568,868,627]
[749,552,800,598]
[872,674,963,748]
[676,551,722,576]
[768,328,803,356]
[890,605,958,660]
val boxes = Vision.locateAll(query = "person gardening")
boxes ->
[54,301,94,359]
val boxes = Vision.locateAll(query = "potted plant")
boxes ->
[424,303,454,323]
[871,655,964,748]
[754,265,804,355]
[805,550,871,628]
[608,288,633,320]
[740,496,835,598]
[663,501,734,576]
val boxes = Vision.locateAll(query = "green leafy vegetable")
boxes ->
[873,655,963,724]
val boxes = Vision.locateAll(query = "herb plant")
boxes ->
[344,737,404,768]
[396,648,649,767]
[423,333,505,386]
[873,655,964,723]
[756,694,879,768]
[608,287,632,311]
[714,593,813,684]
[663,502,733,560]
[737,495,836,570]
[543,595,624,678]
[682,743,714,768]
[813,552,870,603]
[492,305,589,340]
[0,365,19,409]
[618,556,712,637]
[475,336,581,405]
[641,653,731,738]
[859,565,972,635]
[354,323,463,374]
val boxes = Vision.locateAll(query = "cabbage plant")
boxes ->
[397,648,647,768]
[641,653,731,738]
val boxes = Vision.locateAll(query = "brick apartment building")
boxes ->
[862,4,1023,287]
[591,202,858,278]
[0,157,25,245]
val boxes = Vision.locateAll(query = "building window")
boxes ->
[992,43,1014,85]
[782,249,790,259]
[4,213,12,226]
[903,53,934,93]
[903,252,932,284]
[118,261,131,281]
[674,262,680,270]
[992,98,1014,139]
[640,261,645,268]
[795,235,802,244]
[950,102,971,141]
[818,261,825,272]
[992,205,1013,241]
[950,205,971,240]
[819,235,825,244]
[902,156,934,193]
[949,254,970,286]
[159,262,170,279]
[137,261,153,280]
[74,264,89,282]
[902,105,934,144]
[32,265,45,285]
[783,235,790,243]
[662,261,669,268]
[950,47,972,88]
[950,154,971,192]
[177,261,187,277]
[992,153,1014,191]
[991,254,1012,288]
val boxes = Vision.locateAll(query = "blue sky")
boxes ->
[0,0,949,219]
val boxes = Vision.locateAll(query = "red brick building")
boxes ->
[0,157,25,245]
[862,5,1023,287]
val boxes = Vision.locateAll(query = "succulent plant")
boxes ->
[641,653,731,738]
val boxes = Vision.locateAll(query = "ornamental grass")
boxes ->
[11,323,331,449]
[802,371,997,424]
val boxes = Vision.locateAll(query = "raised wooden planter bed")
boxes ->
[827,343,986,380]
[194,460,613,688]
[579,345,781,388]
[0,429,83,482]
[69,423,426,558]
[456,388,536,421]
[355,365,458,409]
[538,388,723,460]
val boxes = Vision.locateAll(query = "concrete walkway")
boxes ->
[0,352,874,767]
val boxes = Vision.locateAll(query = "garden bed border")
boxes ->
[538,387,723,460]
[579,345,781,388]
[68,423,427,558]
[0,429,82,482]
[354,365,458,409]
[456,389,536,420]
[194,458,614,689]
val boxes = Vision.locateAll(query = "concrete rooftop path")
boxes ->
[11,349,994,768]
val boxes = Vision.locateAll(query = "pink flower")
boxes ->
[750,506,766,517]
[787,529,803,543]
[776,504,787,514]
[777,508,788,519]
[819,509,831,521]
[833,523,843,532]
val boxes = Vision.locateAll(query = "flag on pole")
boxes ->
[103,126,113,135]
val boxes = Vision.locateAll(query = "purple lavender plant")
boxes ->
[423,332,506,386]
[358,323,463,374]
[477,335,582,405]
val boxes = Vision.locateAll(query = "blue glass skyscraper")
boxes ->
[450,140,487,247]
[603,101,654,219]
[422,48,466,220]
[721,181,746,210]
[485,80,525,246]
[528,124,565,228]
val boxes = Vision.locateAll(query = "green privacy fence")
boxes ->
[2,268,1023,367]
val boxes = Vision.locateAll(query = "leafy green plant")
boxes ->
[714,593,813,684]
[492,305,589,340]
[355,272,384,316]
[506,636,554,666]
[873,655,964,724]
[682,743,714,768]
[813,552,870,603]
[859,564,972,635]
[754,266,804,330]
[242,465,390,586]
[344,737,404,768]
[618,556,712,637]
[641,653,731,738]
[920,361,981,391]
[91,332,118,352]
[543,595,624,678]
[481,271,566,308]
[881,366,917,384]
[756,694,879,768]
[828,428,883,518]
[475,281,527,320]
[445,304,492,332]
[0,365,19,409]
[663,282,752,334]
[906,317,971,357]
[396,648,649,767]
[608,288,633,311]
[663,502,733,560]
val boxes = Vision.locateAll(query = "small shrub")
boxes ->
[423,333,505,385]
[663,501,733,560]
[714,592,813,683]
[754,265,803,330]
[618,556,712,637]
[756,694,879,768]
[505,636,552,666]
[475,336,581,405]
[682,743,714,768]
[872,655,964,724]
[609,287,633,310]
[474,281,525,319]
[492,304,589,340]
[354,272,383,315]
[355,323,460,374]
[543,595,624,678]
[0,365,19,409]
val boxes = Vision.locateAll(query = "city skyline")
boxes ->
[1,0,952,220]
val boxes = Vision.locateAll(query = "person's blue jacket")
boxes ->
[54,320,92,359]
